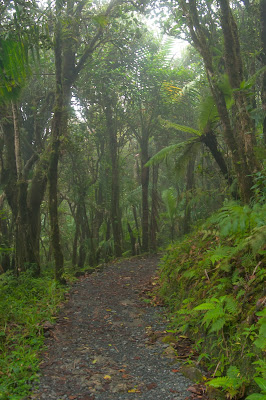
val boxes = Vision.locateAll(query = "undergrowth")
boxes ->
[0,271,66,400]
[158,200,266,399]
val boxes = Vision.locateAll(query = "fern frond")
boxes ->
[205,245,235,266]
[198,94,219,131]
[193,302,216,311]
[209,317,226,332]
[208,376,230,388]
[202,307,225,327]
[225,296,238,315]
[146,138,200,167]
[245,226,266,254]
[159,117,201,136]
[227,366,240,380]
[174,139,202,175]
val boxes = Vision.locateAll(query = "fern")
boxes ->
[146,139,199,167]
[158,117,201,136]
[202,307,225,328]
[225,296,238,315]
[193,302,216,311]
[205,245,235,266]
[198,94,219,131]
[208,366,245,399]
[208,376,231,388]
[209,317,226,333]
[245,226,266,255]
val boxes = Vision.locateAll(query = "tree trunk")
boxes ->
[141,135,150,252]
[105,102,122,258]
[183,158,195,235]
[132,205,141,250]
[150,163,159,252]
[0,195,11,271]
[179,0,260,203]
[260,0,266,144]
[127,222,136,256]
[201,128,232,185]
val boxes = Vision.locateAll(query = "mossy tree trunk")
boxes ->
[178,0,261,203]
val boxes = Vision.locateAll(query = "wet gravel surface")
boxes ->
[31,256,192,400]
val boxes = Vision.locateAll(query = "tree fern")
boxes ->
[158,117,201,136]
[146,137,200,167]
[198,94,219,131]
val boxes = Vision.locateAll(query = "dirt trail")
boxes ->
[31,256,192,400]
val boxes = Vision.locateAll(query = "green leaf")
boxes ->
[145,138,199,167]
[209,317,226,332]
[159,117,201,136]
[208,376,230,388]
[245,394,266,400]
[93,15,109,27]
[254,378,266,393]
[193,302,216,311]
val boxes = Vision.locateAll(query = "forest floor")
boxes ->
[29,255,206,400]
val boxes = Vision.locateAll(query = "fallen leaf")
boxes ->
[147,383,157,390]
[92,359,97,364]
[187,386,198,394]
[128,388,141,393]
[172,369,180,373]
[104,375,111,380]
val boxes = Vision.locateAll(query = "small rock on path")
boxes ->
[31,256,192,400]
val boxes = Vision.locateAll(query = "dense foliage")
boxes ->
[0,271,66,399]
[159,195,266,399]
[0,0,265,398]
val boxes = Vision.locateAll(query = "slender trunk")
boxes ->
[48,12,65,282]
[127,222,136,256]
[261,0,266,144]
[12,102,31,274]
[183,158,195,234]
[0,195,11,271]
[48,136,64,280]
[12,102,23,178]
[150,163,159,252]
[141,136,149,252]
[72,204,80,268]
[201,128,232,185]
[105,103,122,258]
[132,205,141,249]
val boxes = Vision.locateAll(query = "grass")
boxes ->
[0,270,67,400]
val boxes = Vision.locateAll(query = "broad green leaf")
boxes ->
[254,378,266,393]
[245,394,266,400]
[193,303,216,311]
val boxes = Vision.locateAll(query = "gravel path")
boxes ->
[31,256,192,400]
